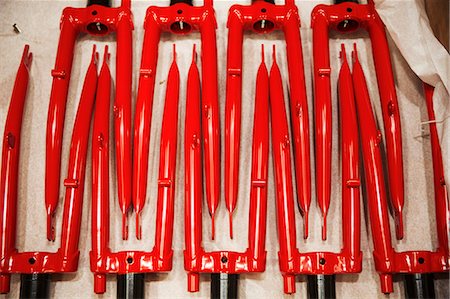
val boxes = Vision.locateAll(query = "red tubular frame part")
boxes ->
[90,45,180,294]
[353,48,449,294]
[272,44,362,295]
[46,0,133,241]
[184,45,269,292]
[134,0,219,240]
[226,0,310,239]
[311,0,404,240]
[0,45,96,293]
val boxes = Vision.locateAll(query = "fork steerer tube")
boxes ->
[87,0,111,7]
[211,274,238,299]
[19,274,50,299]
[334,0,359,4]
[170,0,193,5]
[252,0,275,4]
[117,274,145,299]
[307,275,336,299]
[404,274,435,299]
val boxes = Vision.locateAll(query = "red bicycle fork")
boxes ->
[311,0,404,241]
[134,0,219,240]
[184,45,269,298]
[354,47,449,297]
[226,0,311,239]
[271,43,361,297]
[90,46,179,297]
[46,0,133,241]
[0,45,96,298]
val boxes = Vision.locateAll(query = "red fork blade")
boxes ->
[59,45,98,256]
[132,18,161,241]
[284,9,311,241]
[45,22,77,242]
[367,10,405,240]
[269,45,298,295]
[423,84,449,258]
[352,44,394,294]
[153,45,179,257]
[338,44,361,258]
[91,46,111,294]
[247,44,269,260]
[115,9,133,241]
[312,24,332,241]
[184,45,203,292]
[0,46,32,293]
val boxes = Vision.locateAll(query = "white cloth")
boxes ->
[375,0,450,194]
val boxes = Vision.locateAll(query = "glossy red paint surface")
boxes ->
[311,0,404,241]
[134,0,219,240]
[272,44,362,295]
[184,45,269,292]
[90,46,180,294]
[46,1,133,241]
[225,0,310,239]
[353,49,449,294]
[0,45,95,294]
[0,46,32,294]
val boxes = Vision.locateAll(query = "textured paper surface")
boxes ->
[0,0,448,298]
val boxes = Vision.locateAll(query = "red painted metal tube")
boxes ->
[0,45,96,294]
[89,46,179,294]
[311,7,331,241]
[338,44,361,262]
[424,84,449,256]
[226,0,310,239]
[184,44,269,293]
[311,0,404,240]
[247,45,269,271]
[0,46,32,293]
[46,0,133,241]
[134,0,219,240]
[59,46,98,258]
[153,46,180,263]
[132,11,161,241]
[115,3,134,241]
[269,45,298,295]
[184,46,203,292]
[91,46,111,294]
[352,45,395,293]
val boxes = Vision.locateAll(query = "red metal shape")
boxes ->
[353,47,449,294]
[272,44,362,295]
[0,45,96,293]
[46,0,133,241]
[311,0,404,240]
[226,0,310,239]
[90,45,179,294]
[134,0,219,240]
[184,45,269,292]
